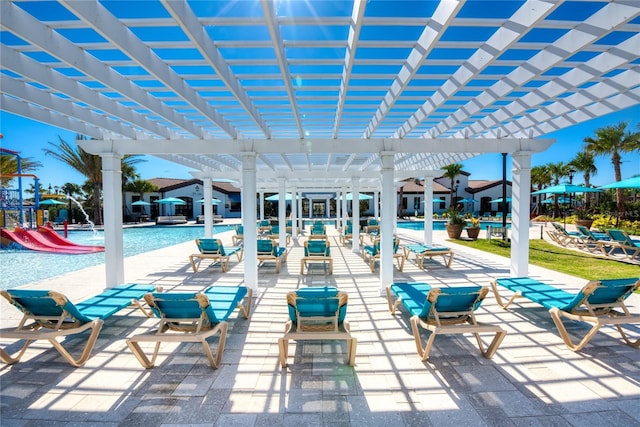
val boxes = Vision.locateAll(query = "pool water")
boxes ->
[0,225,233,289]
[397,220,510,231]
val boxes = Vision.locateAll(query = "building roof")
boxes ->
[2,1,638,190]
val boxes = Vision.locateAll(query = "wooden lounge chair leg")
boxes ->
[346,337,357,366]
[549,308,602,352]
[203,322,227,369]
[489,279,521,309]
[278,337,289,367]
[471,328,508,359]
[0,339,35,365]
[410,316,437,361]
[48,319,104,367]
[126,340,162,368]
[614,325,640,348]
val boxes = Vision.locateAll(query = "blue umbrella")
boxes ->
[459,198,478,203]
[265,193,294,201]
[489,197,511,203]
[422,198,447,203]
[344,192,373,200]
[598,176,640,189]
[531,184,601,195]
[155,197,186,205]
[196,198,222,204]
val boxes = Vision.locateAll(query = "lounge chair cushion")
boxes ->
[305,240,330,257]
[204,286,250,320]
[388,282,431,317]
[495,277,639,312]
[288,287,346,324]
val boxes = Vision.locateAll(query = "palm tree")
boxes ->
[569,151,597,209]
[0,153,41,187]
[125,179,158,217]
[530,165,551,215]
[547,161,570,217]
[43,134,144,225]
[584,122,640,218]
[442,163,464,206]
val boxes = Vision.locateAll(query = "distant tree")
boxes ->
[0,154,41,187]
[530,165,552,215]
[43,134,144,225]
[124,179,158,197]
[547,161,570,217]
[569,151,597,209]
[584,122,640,218]
[442,163,464,206]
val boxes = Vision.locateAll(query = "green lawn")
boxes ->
[451,238,640,281]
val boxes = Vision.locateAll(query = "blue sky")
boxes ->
[1,105,638,191]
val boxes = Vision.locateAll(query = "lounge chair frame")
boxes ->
[300,240,333,274]
[403,244,454,269]
[126,286,252,369]
[491,277,640,351]
[0,284,158,367]
[279,290,356,367]
[386,283,507,361]
[362,237,405,272]
[257,239,287,273]
[605,229,640,259]
[189,238,243,273]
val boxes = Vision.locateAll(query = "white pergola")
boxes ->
[1,0,638,291]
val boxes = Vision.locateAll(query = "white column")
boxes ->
[352,178,361,253]
[259,191,264,221]
[101,153,124,288]
[336,190,341,230]
[424,177,434,245]
[297,191,303,232]
[278,178,286,246]
[325,199,329,219]
[242,153,258,290]
[309,197,312,219]
[203,177,213,238]
[374,191,379,219]
[341,186,348,228]
[511,152,532,277]
[291,187,298,239]
[380,153,395,294]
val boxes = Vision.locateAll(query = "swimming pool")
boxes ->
[397,220,510,231]
[0,225,233,289]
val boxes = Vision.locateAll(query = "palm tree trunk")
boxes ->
[612,152,624,218]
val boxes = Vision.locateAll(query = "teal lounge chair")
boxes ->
[257,239,287,273]
[575,225,612,255]
[386,283,507,361]
[301,239,333,274]
[232,225,244,246]
[403,244,454,268]
[491,277,640,351]
[339,222,353,245]
[189,238,243,272]
[268,225,292,246]
[126,285,252,369]
[362,236,405,272]
[278,287,356,367]
[547,222,585,247]
[0,283,158,367]
[605,229,640,259]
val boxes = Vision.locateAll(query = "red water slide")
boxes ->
[36,226,104,251]
[0,227,104,254]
